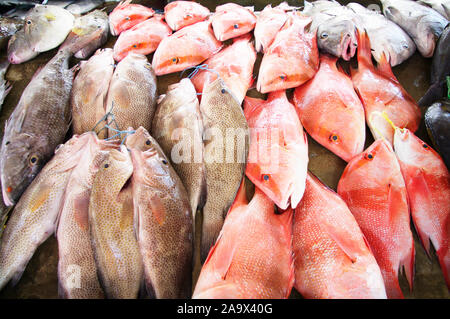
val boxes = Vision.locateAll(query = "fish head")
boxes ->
[96,145,133,190]
[125,126,158,153]
[316,18,357,61]
[7,31,38,64]
[109,1,155,36]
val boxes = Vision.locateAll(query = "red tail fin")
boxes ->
[356,29,373,67]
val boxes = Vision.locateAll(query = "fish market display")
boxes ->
[211,3,256,42]
[7,4,75,64]
[351,31,421,145]
[346,2,416,67]
[0,61,11,112]
[293,173,387,299]
[152,79,206,221]
[105,53,157,138]
[57,134,118,299]
[419,25,450,107]
[152,20,222,76]
[425,100,450,169]
[338,139,415,299]
[0,17,23,50]
[127,127,193,299]
[257,12,319,93]
[193,182,294,299]
[89,145,143,299]
[416,0,450,19]
[108,0,155,36]
[113,15,172,62]
[199,78,249,262]
[60,9,109,59]
[244,91,308,210]
[380,0,448,57]
[393,128,450,289]
[190,34,256,104]
[294,54,365,162]
[71,48,115,139]
[164,0,210,31]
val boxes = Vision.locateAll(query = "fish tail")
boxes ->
[418,83,444,107]
[401,238,415,292]
[382,268,405,299]
[436,246,450,290]
[200,215,223,263]
[356,28,373,67]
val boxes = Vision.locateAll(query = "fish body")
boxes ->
[0,134,97,291]
[351,31,421,145]
[105,53,157,138]
[191,34,256,105]
[199,78,249,262]
[416,0,450,19]
[257,12,319,94]
[294,54,365,162]
[337,139,414,299]
[164,0,210,31]
[127,127,193,299]
[0,61,11,112]
[381,0,448,57]
[193,182,294,299]
[425,100,450,169]
[0,17,23,50]
[113,15,172,62]
[347,2,416,67]
[65,0,105,15]
[89,145,143,299]
[211,3,256,42]
[244,91,308,210]
[108,0,155,36]
[57,134,118,299]
[393,128,450,288]
[7,4,75,64]
[71,48,115,139]
[152,79,206,222]
[152,20,222,76]
[294,173,387,299]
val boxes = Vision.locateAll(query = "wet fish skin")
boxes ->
[0,61,12,112]
[89,145,143,299]
[425,100,450,169]
[393,128,450,289]
[294,54,365,162]
[0,17,23,50]
[71,48,115,139]
[338,139,415,299]
[416,0,450,19]
[105,53,157,138]
[65,0,105,15]
[294,173,387,299]
[381,0,448,58]
[0,134,94,291]
[199,78,249,262]
[152,79,206,223]
[347,2,416,67]
[108,0,155,36]
[127,127,193,299]
[193,182,294,299]
[164,0,210,31]
[211,3,256,42]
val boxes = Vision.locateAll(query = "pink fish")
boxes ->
[164,0,210,31]
[211,3,256,41]
[108,0,155,36]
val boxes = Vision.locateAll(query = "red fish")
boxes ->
[190,34,256,105]
[294,173,387,299]
[337,139,415,299]
[113,14,172,62]
[211,3,256,41]
[193,181,294,299]
[164,0,210,31]
[351,30,421,145]
[152,20,222,76]
[244,91,308,210]
[393,128,450,289]
[257,12,319,94]
[108,0,155,36]
[293,54,366,162]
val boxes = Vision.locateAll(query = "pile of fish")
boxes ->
[0,0,448,299]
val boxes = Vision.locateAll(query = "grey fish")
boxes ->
[0,17,24,50]
[425,99,450,169]
[416,0,450,19]
[381,0,449,57]
[0,61,11,112]
[347,3,416,67]
[199,78,249,262]
[0,27,99,207]
[419,25,450,106]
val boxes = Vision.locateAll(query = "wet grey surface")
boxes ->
[0,0,449,299]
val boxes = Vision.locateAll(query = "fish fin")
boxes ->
[418,83,443,107]
[228,178,247,214]
[147,194,166,226]
[243,96,263,120]
[401,239,415,292]
[204,231,236,281]
[194,283,241,299]
[29,182,53,213]
[197,164,208,211]
[377,53,397,82]
[436,244,450,289]
[356,28,373,67]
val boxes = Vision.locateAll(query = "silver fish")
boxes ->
[0,61,11,112]
[416,0,450,19]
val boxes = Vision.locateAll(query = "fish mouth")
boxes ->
[341,33,357,61]
[8,52,21,64]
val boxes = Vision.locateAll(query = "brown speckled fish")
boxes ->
[199,78,249,262]
[0,134,96,291]
[152,79,206,223]
[71,48,115,139]
[57,134,119,299]
[105,53,157,139]
[126,127,193,299]
[89,145,143,299]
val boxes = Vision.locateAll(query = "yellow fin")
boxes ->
[30,183,52,212]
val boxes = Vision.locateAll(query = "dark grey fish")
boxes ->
[425,99,450,169]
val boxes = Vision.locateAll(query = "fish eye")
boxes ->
[233,24,239,29]
[279,75,286,80]
[422,143,430,150]
[26,20,32,25]
[125,17,130,21]
[132,44,137,48]
[263,174,270,181]
[104,163,109,168]
[172,57,179,64]
[329,134,339,142]
[364,153,374,161]
[5,141,10,145]
[146,140,151,145]
[162,159,168,165]
[320,32,328,39]
[221,88,226,94]
[29,155,39,166]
